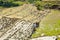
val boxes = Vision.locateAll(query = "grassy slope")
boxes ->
[31,10,60,40]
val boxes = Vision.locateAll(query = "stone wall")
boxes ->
[0,17,35,40]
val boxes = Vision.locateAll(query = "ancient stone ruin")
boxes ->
[0,4,50,40]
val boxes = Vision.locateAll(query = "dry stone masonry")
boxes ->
[0,4,50,40]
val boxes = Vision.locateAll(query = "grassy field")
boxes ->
[31,10,60,40]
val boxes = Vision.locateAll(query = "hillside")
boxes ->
[0,4,51,40]
[0,0,60,40]
[31,9,60,40]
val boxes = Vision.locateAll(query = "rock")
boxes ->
[30,36,57,40]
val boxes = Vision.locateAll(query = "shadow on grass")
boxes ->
[0,2,19,8]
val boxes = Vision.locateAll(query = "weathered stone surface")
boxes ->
[0,4,50,40]
[30,36,57,40]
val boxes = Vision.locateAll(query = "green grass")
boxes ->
[0,6,3,8]
[31,10,60,40]
[13,1,27,6]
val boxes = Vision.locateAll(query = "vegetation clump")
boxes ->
[0,0,60,10]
